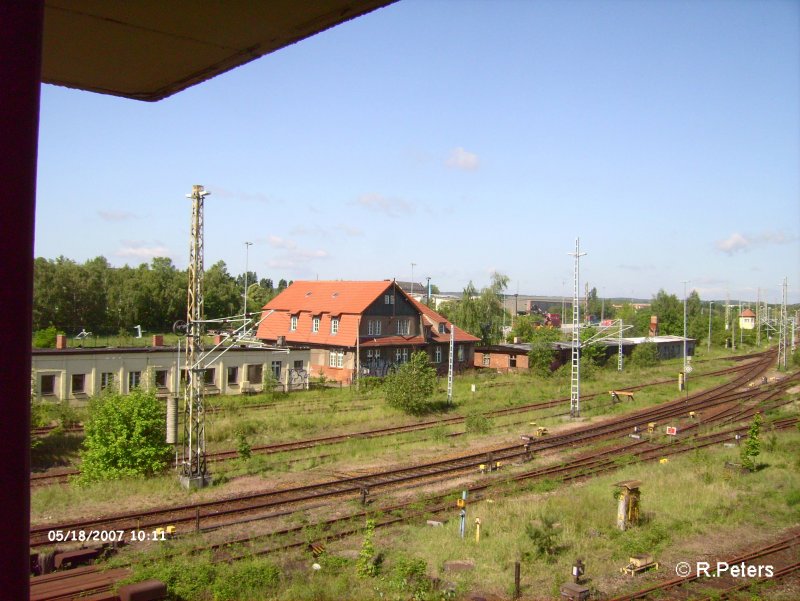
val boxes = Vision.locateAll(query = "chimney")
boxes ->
[649,316,659,337]
[214,334,224,345]
[55,334,67,350]
[152,334,164,347]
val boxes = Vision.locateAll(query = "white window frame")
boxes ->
[367,349,373,359]
[375,320,381,335]
[395,348,402,362]
[438,323,446,334]
[331,317,339,335]
[374,349,381,359]
[329,352,337,368]
[483,353,490,367]
[434,347,442,363]
[312,316,320,333]
[396,319,410,335]
[367,320,374,335]
[290,315,298,331]
[101,372,114,390]
[337,351,344,368]
[385,294,394,305]
[457,345,465,361]
[128,371,141,390]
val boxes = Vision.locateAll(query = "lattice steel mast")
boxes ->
[569,238,586,418]
[778,277,788,370]
[182,184,211,488]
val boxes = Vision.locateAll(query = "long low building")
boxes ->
[475,335,696,371]
[31,343,311,403]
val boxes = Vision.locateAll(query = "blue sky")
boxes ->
[35,0,799,303]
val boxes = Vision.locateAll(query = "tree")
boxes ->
[204,261,241,318]
[740,413,762,472]
[79,388,171,483]
[630,342,659,367]
[384,351,437,415]
[650,289,683,335]
[437,273,510,345]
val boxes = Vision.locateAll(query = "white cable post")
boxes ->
[568,238,586,418]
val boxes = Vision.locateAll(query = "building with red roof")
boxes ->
[739,308,756,330]
[255,280,479,382]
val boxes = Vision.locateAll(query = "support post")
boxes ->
[0,2,43,597]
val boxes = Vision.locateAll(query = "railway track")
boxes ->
[29,355,795,600]
[29,358,764,487]
[29,350,781,548]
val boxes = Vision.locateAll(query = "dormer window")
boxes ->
[290,315,298,331]
[438,323,446,334]
[331,318,339,335]
[312,316,320,333]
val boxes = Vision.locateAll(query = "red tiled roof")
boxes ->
[263,280,393,314]
[408,297,481,344]
[360,335,426,347]
[740,309,756,318]
[255,280,480,347]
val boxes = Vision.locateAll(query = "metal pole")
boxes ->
[243,241,252,321]
[682,281,689,400]
[411,263,416,296]
[568,238,586,418]
[707,301,713,353]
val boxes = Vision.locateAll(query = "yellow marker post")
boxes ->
[475,518,481,543]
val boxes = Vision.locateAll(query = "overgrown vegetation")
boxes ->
[79,388,171,483]
[630,342,659,367]
[384,352,437,415]
[740,412,762,472]
[32,325,61,348]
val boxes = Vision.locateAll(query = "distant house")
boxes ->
[255,280,479,382]
[739,308,756,330]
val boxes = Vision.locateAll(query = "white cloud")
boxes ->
[716,230,797,255]
[619,263,656,272]
[355,193,413,217]
[265,235,328,268]
[98,209,137,222]
[115,240,171,260]
[445,146,480,171]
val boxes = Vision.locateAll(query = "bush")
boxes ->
[465,413,490,435]
[528,344,556,376]
[79,388,171,483]
[740,413,762,472]
[384,352,437,415]
[33,326,60,348]
[630,342,659,367]
[524,514,561,561]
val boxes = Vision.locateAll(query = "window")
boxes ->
[374,320,381,335]
[128,371,141,390]
[293,360,304,371]
[366,349,373,359]
[71,373,85,394]
[155,370,168,388]
[312,317,320,333]
[271,361,282,380]
[385,294,394,305]
[373,349,381,359]
[331,318,339,334]
[482,353,491,367]
[290,315,298,331]
[457,345,465,362]
[434,347,442,363]
[337,352,343,368]
[438,323,446,334]
[101,372,115,390]
[368,320,382,335]
[510,355,517,368]
[40,374,55,395]
[329,351,343,368]
[246,364,263,383]
[203,368,215,385]
[402,348,408,363]
[396,319,410,335]
[227,366,239,385]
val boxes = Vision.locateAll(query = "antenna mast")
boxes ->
[181,184,211,488]
[569,238,586,418]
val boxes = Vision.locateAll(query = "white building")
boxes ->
[31,343,310,403]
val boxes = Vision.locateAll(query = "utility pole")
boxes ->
[618,317,623,372]
[243,241,253,320]
[682,280,689,398]
[569,238,586,418]
[410,263,416,296]
[756,288,761,347]
[447,320,454,405]
[707,301,713,353]
[181,185,211,489]
[778,278,788,369]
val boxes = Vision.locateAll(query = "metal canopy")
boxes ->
[42,0,396,101]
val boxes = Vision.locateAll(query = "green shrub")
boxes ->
[357,519,379,577]
[211,559,281,600]
[630,343,659,368]
[384,352,437,416]
[79,388,171,483]
[524,514,561,561]
[741,413,762,472]
[33,326,60,348]
[465,413,490,435]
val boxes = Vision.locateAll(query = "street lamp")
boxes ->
[243,241,253,320]
[707,301,713,353]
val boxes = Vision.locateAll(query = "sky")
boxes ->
[35,0,799,304]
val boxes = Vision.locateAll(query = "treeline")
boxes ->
[33,256,289,335]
